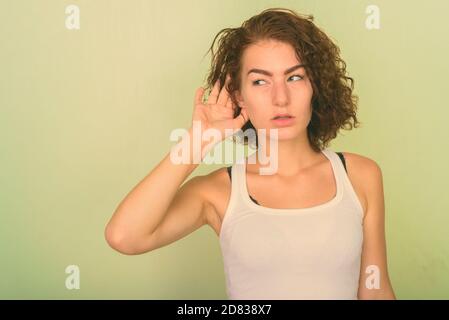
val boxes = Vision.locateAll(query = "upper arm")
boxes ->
[142,174,214,253]
[354,157,396,299]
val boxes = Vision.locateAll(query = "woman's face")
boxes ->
[236,39,314,141]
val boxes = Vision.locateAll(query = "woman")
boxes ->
[105,8,396,300]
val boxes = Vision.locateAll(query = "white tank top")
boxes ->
[219,148,364,300]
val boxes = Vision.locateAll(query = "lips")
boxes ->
[272,113,294,120]
[271,114,296,127]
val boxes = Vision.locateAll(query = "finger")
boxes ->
[207,80,220,105]
[214,104,235,117]
[194,87,205,105]
[225,95,234,110]
[217,74,231,106]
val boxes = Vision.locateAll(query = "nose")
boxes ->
[271,81,289,108]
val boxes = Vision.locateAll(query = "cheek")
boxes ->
[292,89,314,112]
[293,80,313,98]
[248,107,271,126]
[243,90,268,117]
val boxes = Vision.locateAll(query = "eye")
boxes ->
[252,79,266,86]
[252,75,304,86]
[288,74,304,81]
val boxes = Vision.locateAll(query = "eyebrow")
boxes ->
[246,64,306,77]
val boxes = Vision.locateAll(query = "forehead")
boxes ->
[241,40,301,74]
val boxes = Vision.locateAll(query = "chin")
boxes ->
[267,127,300,142]
[253,124,301,142]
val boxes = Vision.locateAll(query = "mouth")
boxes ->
[272,114,294,120]
[271,114,295,127]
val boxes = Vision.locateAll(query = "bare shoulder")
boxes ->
[341,152,382,175]
[188,166,232,231]
[340,152,383,216]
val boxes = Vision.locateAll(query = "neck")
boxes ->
[251,131,323,177]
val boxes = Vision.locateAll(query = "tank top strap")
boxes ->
[322,148,345,188]
[219,156,256,241]
[232,156,247,197]
[323,148,364,217]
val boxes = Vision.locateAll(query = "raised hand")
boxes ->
[192,74,248,141]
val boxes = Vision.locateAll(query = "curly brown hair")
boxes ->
[201,7,361,152]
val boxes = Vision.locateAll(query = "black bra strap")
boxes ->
[226,165,260,204]
[226,165,232,179]
[336,152,347,173]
